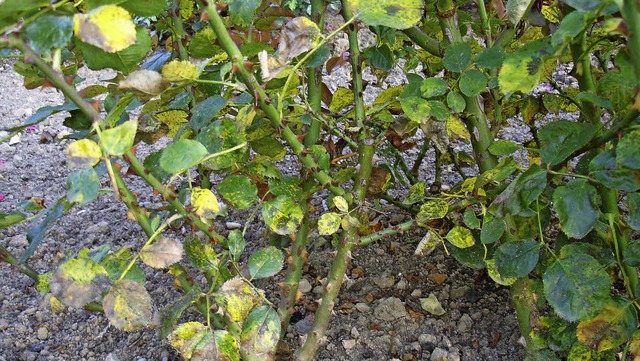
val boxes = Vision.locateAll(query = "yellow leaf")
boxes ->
[191,188,220,218]
[446,115,470,142]
[119,69,168,100]
[156,110,189,138]
[162,60,199,82]
[66,139,102,168]
[73,5,136,53]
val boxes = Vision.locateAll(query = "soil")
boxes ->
[0,36,526,361]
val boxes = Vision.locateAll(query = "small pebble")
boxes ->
[225,222,241,229]
[354,303,371,313]
[298,278,312,293]
[430,347,449,361]
[36,326,48,340]
[342,339,356,350]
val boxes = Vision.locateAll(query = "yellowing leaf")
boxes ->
[67,139,102,168]
[485,259,517,286]
[318,212,342,235]
[215,277,261,322]
[447,115,470,142]
[162,60,199,82]
[445,225,475,248]
[258,50,288,82]
[103,279,152,332]
[73,5,136,53]
[278,17,323,60]
[191,188,220,219]
[156,110,189,138]
[140,237,183,268]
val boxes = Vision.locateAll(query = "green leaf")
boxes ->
[190,95,226,129]
[400,96,431,123]
[66,168,100,205]
[101,119,137,156]
[458,69,487,96]
[499,38,553,94]
[347,0,423,29]
[463,208,481,229]
[140,237,183,269]
[589,149,640,192]
[485,259,517,286]
[363,44,393,71]
[248,246,284,279]
[103,279,152,332]
[184,236,218,271]
[50,254,110,308]
[564,0,615,13]
[624,238,640,267]
[626,193,640,231]
[445,226,475,248]
[475,47,506,69]
[543,252,611,322]
[195,120,246,170]
[101,248,144,283]
[262,196,304,235]
[229,0,260,26]
[159,139,208,174]
[22,199,73,263]
[442,42,472,73]
[539,120,595,166]
[158,287,201,339]
[217,175,257,210]
[553,179,599,239]
[577,296,637,352]
[0,211,27,229]
[240,306,280,358]
[617,129,640,170]
[494,239,540,278]
[420,77,449,98]
[551,11,589,48]
[446,91,466,113]
[494,164,546,216]
[26,15,73,54]
[480,214,504,244]
[428,101,449,121]
[319,212,342,235]
[228,230,245,259]
[488,140,520,156]
[506,0,535,25]
[251,136,286,160]
[76,26,151,74]
[67,139,102,168]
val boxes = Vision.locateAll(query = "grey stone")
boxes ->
[430,347,449,361]
[373,275,395,289]
[354,303,371,313]
[374,297,408,321]
[457,313,473,333]
[36,326,48,340]
[298,278,312,293]
[395,279,408,290]
[418,333,438,345]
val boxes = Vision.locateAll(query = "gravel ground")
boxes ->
[0,39,526,361]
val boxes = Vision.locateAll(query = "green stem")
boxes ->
[200,1,344,196]
[171,0,189,61]
[569,33,599,123]
[341,0,365,134]
[0,245,39,281]
[402,27,442,57]
[623,0,640,88]
[411,139,430,178]
[476,0,493,47]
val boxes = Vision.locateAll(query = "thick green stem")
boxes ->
[303,0,325,147]
[570,34,599,123]
[201,2,343,196]
[402,27,442,57]
[623,0,640,88]
[476,0,493,47]
[0,245,39,281]
[464,97,498,171]
[341,0,366,134]
[511,278,544,354]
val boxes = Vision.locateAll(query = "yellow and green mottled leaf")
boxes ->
[101,119,137,156]
[156,110,189,138]
[215,277,261,322]
[319,212,342,235]
[577,296,637,352]
[240,306,281,358]
[417,199,449,221]
[333,196,349,213]
[50,254,109,308]
[103,279,152,332]
[217,175,257,210]
[485,259,517,286]
[262,196,304,235]
[329,87,355,113]
[191,188,220,219]
[445,225,475,248]
[73,5,136,53]
[347,0,423,29]
[248,246,284,279]
[67,139,102,168]
[162,60,199,82]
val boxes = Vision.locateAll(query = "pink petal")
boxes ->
[26,126,37,131]
[0,160,5,166]
[0,194,5,201]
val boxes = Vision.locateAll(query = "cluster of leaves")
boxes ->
[2,0,640,360]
